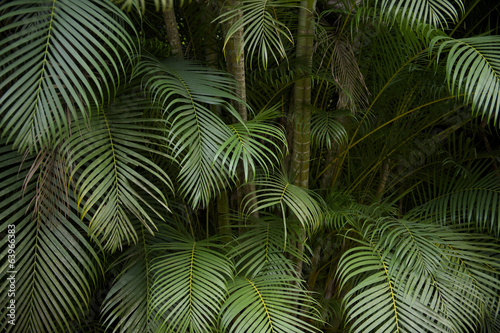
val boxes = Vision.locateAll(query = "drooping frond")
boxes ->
[216,106,287,181]
[136,57,243,208]
[432,35,500,125]
[328,36,369,111]
[311,108,350,149]
[101,203,192,333]
[228,214,305,277]
[0,141,101,333]
[61,94,172,253]
[149,233,233,333]
[375,0,464,29]
[0,0,136,152]
[221,273,320,333]
[102,256,152,333]
[244,172,325,231]
[338,216,500,333]
[218,0,296,69]
[405,162,500,237]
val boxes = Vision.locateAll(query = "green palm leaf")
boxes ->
[221,273,320,333]
[101,205,193,333]
[338,216,500,333]
[62,95,172,253]
[0,142,101,333]
[101,248,154,333]
[216,106,287,181]
[376,0,464,29]
[229,214,305,277]
[149,233,233,333]
[244,172,324,231]
[310,109,350,149]
[432,36,500,125]
[218,0,295,69]
[0,0,136,152]
[137,57,243,208]
[406,162,500,237]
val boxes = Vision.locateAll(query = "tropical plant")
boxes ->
[1,0,500,332]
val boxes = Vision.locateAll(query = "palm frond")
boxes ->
[100,203,192,333]
[338,216,500,333]
[101,247,153,333]
[136,57,243,208]
[228,214,305,277]
[218,0,296,69]
[376,0,464,29]
[149,232,233,333]
[432,35,500,125]
[244,172,325,231]
[405,162,500,237]
[318,35,369,112]
[0,0,136,152]
[221,272,320,333]
[61,94,172,253]
[0,142,101,333]
[311,108,350,149]
[216,106,287,181]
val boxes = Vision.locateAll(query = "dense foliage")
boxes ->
[1,0,500,332]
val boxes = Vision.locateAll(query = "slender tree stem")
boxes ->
[163,7,183,59]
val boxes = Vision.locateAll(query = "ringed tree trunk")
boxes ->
[221,0,259,221]
[291,0,316,189]
[291,0,316,279]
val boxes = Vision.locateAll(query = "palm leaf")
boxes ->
[61,93,172,253]
[228,214,306,277]
[101,203,192,333]
[0,0,136,152]
[310,108,350,149]
[244,172,325,231]
[338,216,500,333]
[376,0,464,29]
[149,233,233,333]
[217,0,296,69]
[432,35,500,125]
[101,249,155,333]
[216,106,287,181]
[221,272,320,333]
[405,162,500,237]
[136,57,243,208]
[0,142,101,333]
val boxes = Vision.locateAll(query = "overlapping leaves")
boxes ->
[338,216,500,333]
[244,172,324,231]
[216,106,287,181]
[406,162,500,237]
[0,0,136,152]
[0,141,101,333]
[432,35,500,125]
[62,95,172,252]
[149,233,233,333]
[375,0,464,29]
[137,57,246,207]
[218,0,296,69]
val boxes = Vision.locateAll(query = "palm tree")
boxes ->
[1,0,500,332]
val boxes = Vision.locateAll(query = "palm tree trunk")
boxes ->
[222,0,259,219]
[291,0,316,281]
[291,0,315,189]
[288,0,316,293]
[163,7,183,59]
